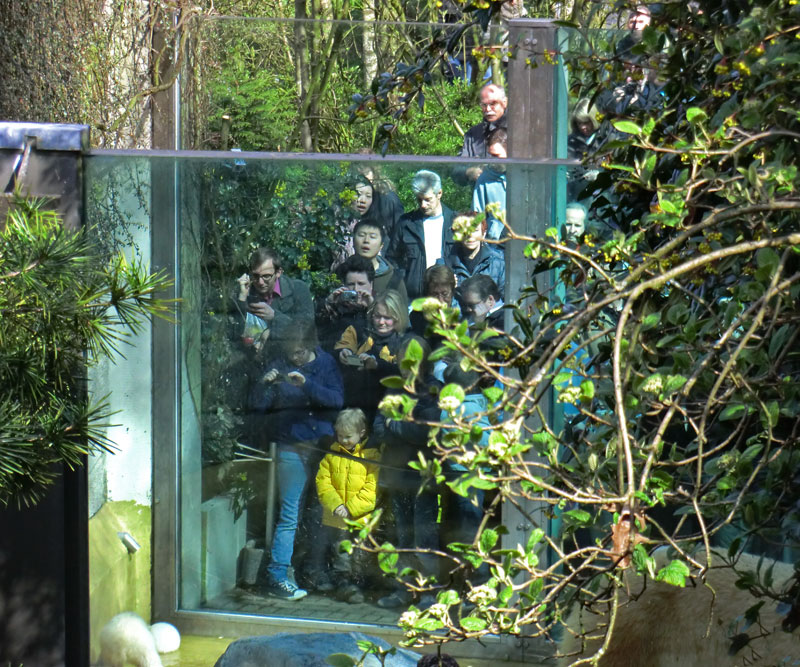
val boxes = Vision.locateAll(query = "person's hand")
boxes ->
[339,348,354,364]
[237,273,250,301]
[333,504,350,519]
[357,291,374,309]
[248,300,275,322]
[465,165,483,182]
[287,371,306,386]
[263,368,281,383]
[254,329,271,354]
[359,354,378,370]
[472,301,489,322]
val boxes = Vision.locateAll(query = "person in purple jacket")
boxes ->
[249,317,344,600]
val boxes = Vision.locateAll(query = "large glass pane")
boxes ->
[175,153,554,626]
[85,149,562,645]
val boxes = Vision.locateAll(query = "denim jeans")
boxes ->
[267,446,311,582]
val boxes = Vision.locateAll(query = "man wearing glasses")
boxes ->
[453,83,508,185]
[236,247,314,347]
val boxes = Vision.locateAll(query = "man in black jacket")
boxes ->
[387,170,455,300]
[453,83,508,186]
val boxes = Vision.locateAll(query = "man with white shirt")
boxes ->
[387,170,455,299]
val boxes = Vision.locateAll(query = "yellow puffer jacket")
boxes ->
[316,441,380,529]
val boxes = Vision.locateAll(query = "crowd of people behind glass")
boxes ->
[227,5,657,606]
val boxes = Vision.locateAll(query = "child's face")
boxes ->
[285,343,314,367]
[336,425,365,450]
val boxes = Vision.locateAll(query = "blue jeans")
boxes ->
[267,446,311,581]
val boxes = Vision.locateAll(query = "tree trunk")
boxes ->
[362,0,377,89]
[294,0,313,151]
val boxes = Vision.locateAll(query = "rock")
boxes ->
[213,632,421,667]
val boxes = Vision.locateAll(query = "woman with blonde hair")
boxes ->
[335,289,408,421]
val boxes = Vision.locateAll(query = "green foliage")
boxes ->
[341,0,800,659]
[0,197,172,507]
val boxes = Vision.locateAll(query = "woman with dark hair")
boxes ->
[353,175,405,242]
[249,318,343,600]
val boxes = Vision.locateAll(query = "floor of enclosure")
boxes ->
[200,586,546,666]
[205,585,403,625]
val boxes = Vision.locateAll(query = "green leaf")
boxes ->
[563,509,592,525]
[662,374,687,395]
[440,383,466,405]
[339,539,353,554]
[414,617,445,631]
[755,247,780,272]
[641,312,661,330]
[526,527,545,551]
[378,546,399,573]
[482,386,503,403]
[612,120,642,135]
[438,589,460,605]
[760,400,779,429]
[403,337,423,362]
[656,559,691,587]
[326,654,358,667]
[686,107,708,124]
[720,403,747,421]
[380,376,405,389]
[480,528,499,553]
[460,616,488,632]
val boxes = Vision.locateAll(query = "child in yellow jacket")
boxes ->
[313,408,380,602]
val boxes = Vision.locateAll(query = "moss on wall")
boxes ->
[88,501,152,662]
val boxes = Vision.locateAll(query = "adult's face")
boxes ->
[417,188,443,218]
[565,208,586,241]
[480,86,508,123]
[427,282,454,305]
[455,216,484,252]
[354,225,383,260]
[353,183,374,216]
[250,259,282,297]
[461,290,495,323]
[372,304,397,336]
[488,141,507,173]
[577,119,595,137]
[628,8,650,30]
[344,271,374,300]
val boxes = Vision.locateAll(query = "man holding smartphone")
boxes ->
[236,247,314,347]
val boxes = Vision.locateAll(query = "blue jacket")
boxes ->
[472,169,507,240]
[249,347,344,444]
[439,244,505,294]
[387,206,456,300]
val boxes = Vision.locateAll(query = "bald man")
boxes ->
[454,83,509,185]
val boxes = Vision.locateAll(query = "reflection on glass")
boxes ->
[86,141,560,631]
[180,157,514,621]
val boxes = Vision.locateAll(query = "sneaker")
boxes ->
[264,577,307,600]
